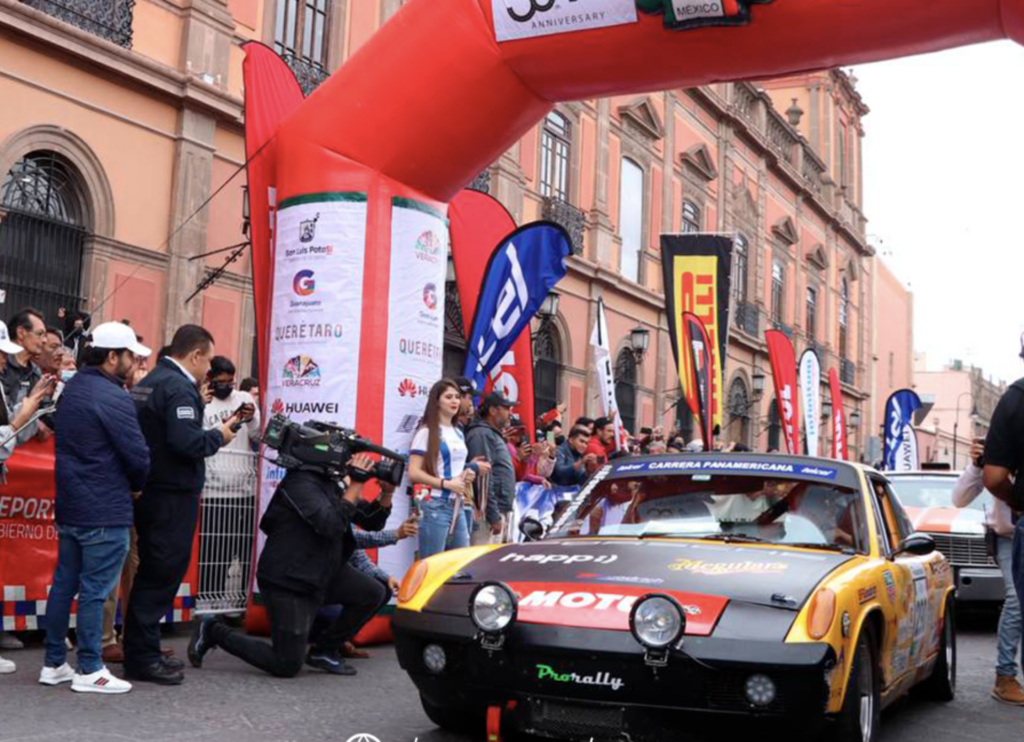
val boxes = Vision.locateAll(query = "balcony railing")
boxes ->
[22,0,134,47]
[542,197,585,255]
[766,109,799,167]
[468,171,491,194]
[734,301,760,337]
[840,358,857,386]
[773,321,794,339]
[282,54,330,97]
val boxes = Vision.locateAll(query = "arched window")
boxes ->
[681,200,701,234]
[726,377,751,446]
[839,278,850,359]
[533,322,562,417]
[619,158,643,283]
[540,111,571,202]
[0,151,88,322]
[615,349,638,435]
[733,233,748,304]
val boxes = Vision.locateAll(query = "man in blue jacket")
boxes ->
[123,325,241,685]
[41,322,151,694]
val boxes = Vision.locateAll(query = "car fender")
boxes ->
[398,544,504,612]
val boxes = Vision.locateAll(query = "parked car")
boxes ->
[394,453,956,742]
[887,470,1003,604]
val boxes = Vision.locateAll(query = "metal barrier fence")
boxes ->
[196,449,258,615]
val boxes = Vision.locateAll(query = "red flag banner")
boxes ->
[765,330,800,455]
[680,312,715,451]
[828,368,848,461]
[449,190,536,438]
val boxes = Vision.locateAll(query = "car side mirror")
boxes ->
[894,533,936,558]
[519,516,544,542]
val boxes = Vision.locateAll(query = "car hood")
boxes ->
[425,538,852,636]
[904,506,986,536]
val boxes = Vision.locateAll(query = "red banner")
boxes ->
[828,368,848,461]
[765,330,800,455]
[449,189,535,437]
[0,440,197,631]
[680,312,714,452]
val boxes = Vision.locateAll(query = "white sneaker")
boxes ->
[71,667,132,694]
[0,632,24,650]
[39,663,75,686]
[0,655,15,674]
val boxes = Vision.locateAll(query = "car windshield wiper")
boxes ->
[696,533,767,544]
[785,542,856,555]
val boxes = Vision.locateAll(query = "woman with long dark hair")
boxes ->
[408,379,475,558]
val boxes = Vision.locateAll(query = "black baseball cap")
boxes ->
[454,376,476,395]
[480,390,516,413]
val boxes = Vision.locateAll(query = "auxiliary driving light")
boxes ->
[629,594,687,650]
[469,582,517,638]
[744,674,777,707]
[423,644,447,674]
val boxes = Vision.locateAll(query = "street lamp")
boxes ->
[538,291,560,320]
[751,367,765,399]
[848,409,861,429]
[953,392,975,469]
[629,325,650,364]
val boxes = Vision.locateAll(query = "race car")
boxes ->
[393,453,956,742]
[887,470,1003,604]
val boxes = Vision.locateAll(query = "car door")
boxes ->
[870,476,941,682]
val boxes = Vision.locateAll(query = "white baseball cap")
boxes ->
[0,324,24,356]
[89,322,152,358]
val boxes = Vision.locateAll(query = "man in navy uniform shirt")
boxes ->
[123,325,243,685]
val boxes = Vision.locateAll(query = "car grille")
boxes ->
[929,534,995,567]
[524,698,624,741]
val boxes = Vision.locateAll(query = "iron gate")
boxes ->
[0,210,86,322]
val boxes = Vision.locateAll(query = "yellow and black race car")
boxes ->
[394,453,956,742]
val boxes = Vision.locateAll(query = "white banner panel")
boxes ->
[799,349,821,457]
[491,0,637,42]
[377,198,449,582]
[256,193,369,565]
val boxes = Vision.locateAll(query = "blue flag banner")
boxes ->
[883,389,922,471]
[510,482,579,542]
[462,222,571,394]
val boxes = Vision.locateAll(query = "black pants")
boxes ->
[123,488,199,670]
[212,564,387,678]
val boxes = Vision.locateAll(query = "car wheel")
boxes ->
[921,595,956,701]
[832,625,881,742]
[419,693,483,734]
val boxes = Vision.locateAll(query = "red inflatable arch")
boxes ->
[243,0,1024,638]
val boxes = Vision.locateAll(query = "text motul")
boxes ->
[520,589,702,615]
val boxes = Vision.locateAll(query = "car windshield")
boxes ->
[888,476,993,514]
[548,474,870,554]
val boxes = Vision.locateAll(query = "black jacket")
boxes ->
[131,358,224,494]
[0,356,40,409]
[257,469,391,597]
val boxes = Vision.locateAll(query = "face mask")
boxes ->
[212,382,233,400]
[60,370,76,383]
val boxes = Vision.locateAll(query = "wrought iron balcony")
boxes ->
[840,357,857,386]
[733,301,760,337]
[541,196,585,255]
[468,170,491,194]
[22,0,134,48]
[773,321,794,339]
[282,54,330,97]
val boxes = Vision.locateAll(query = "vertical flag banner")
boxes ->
[883,389,923,471]
[590,297,622,450]
[799,349,822,456]
[661,235,732,432]
[462,222,571,417]
[377,198,449,581]
[765,330,800,455]
[680,312,715,451]
[828,368,848,461]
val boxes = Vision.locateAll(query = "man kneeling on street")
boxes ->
[187,455,391,677]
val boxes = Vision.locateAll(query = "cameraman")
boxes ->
[187,454,390,678]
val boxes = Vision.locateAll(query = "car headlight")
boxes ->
[629,594,686,649]
[745,674,777,707]
[470,583,517,634]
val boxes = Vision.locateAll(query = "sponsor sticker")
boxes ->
[536,663,625,691]
[615,459,838,480]
[858,586,877,604]
[637,0,772,30]
[492,0,638,42]
[176,406,196,420]
[501,552,618,565]
[668,557,788,576]
[882,570,896,604]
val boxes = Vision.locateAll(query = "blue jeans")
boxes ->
[45,525,130,674]
[418,498,469,559]
[997,535,1022,677]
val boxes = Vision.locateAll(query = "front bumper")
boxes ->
[394,609,833,742]
[955,566,1006,602]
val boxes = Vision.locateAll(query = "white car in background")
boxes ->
[887,470,1003,604]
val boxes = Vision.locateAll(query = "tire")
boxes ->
[420,693,483,734]
[921,596,956,702]
[832,625,881,742]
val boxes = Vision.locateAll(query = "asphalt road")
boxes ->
[0,613,1018,742]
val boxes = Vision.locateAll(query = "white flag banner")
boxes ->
[799,349,821,456]
[894,425,920,472]
[590,298,622,449]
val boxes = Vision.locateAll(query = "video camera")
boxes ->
[261,414,406,486]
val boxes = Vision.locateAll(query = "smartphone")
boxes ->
[640,427,653,436]
[546,430,556,446]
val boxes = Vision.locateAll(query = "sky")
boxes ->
[853,41,1024,387]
